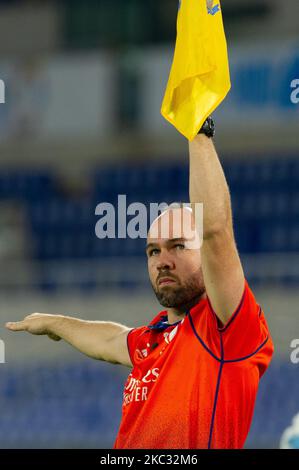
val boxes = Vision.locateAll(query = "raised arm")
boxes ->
[189,134,245,326]
[6,314,133,368]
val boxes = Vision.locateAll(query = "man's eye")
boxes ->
[149,249,160,257]
[174,244,185,250]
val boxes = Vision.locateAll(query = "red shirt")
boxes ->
[113,279,274,449]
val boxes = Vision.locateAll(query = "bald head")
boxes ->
[147,206,201,250]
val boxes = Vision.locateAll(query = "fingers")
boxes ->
[5,313,43,333]
[5,321,28,332]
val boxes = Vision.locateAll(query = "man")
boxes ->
[6,123,274,448]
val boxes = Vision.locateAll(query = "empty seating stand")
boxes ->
[0,157,298,289]
[0,359,296,448]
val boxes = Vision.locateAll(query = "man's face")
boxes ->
[146,208,205,310]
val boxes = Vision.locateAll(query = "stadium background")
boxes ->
[0,0,298,448]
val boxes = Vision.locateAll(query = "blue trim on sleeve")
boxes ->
[188,309,270,364]
[223,336,269,363]
[187,311,221,362]
[207,278,247,332]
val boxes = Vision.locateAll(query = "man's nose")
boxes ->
[156,252,175,271]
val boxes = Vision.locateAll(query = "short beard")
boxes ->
[152,272,205,313]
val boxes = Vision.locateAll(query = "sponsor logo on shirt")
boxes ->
[136,342,151,359]
[123,368,160,406]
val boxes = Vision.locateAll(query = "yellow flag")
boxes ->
[161,0,230,140]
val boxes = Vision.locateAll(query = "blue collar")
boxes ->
[148,314,184,332]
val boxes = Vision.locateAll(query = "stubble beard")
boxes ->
[152,272,206,312]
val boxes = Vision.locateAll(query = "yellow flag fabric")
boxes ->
[161,0,230,140]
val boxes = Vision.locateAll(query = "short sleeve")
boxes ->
[127,326,148,367]
[207,278,274,366]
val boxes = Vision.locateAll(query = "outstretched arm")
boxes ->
[189,134,245,326]
[6,314,133,368]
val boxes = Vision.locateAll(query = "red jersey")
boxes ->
[113,278,274,449]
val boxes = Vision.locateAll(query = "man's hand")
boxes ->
[6,313,62,341]
[5,314,133,367]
